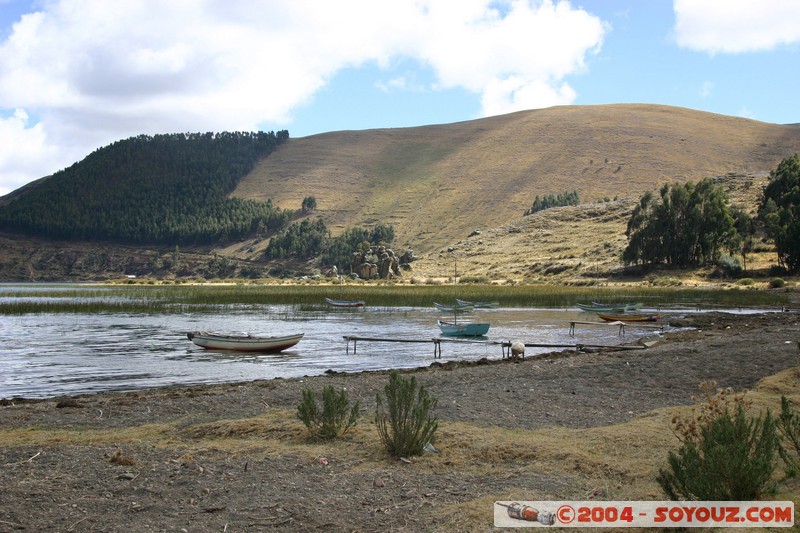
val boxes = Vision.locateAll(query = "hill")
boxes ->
[1,104,799,282]
[232,104,800,257]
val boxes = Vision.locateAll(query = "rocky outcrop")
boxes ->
[349,246,417,280]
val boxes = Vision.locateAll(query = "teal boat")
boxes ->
[437,319,490,337]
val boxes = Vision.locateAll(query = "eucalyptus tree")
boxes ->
[759,154,800,273]
[623,179,736,268]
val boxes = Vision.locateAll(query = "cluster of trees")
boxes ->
[623,154,800,274]
[759,154,800,272]
[264,219,395,272]
[622,179,737,267]
[0,131,291,244]
[524,190,579,215]
[319,225,395,271]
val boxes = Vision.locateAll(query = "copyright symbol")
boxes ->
[557,505,575,524]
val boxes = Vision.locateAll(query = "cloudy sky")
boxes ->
[1,0,799,196]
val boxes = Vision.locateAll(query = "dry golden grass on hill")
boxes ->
[409,172,777,283]
[232,104,800,265]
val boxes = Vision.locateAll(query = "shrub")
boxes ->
[778,396,800,476]
[375,370,438,457]
[649,276,683,287]
[657,387,779,500]
[297,385,360,440]
[770,277,786,289]
[716,253,743,277]
[736,277,755,286]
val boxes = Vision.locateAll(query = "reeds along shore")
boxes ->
[0,283,788,315]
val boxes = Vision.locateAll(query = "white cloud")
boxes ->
[0,0,606,194]
[674,0,800,54]
[700,80,713,98]
[0,109,74,196]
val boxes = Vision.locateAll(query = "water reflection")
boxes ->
[0,304,669,399]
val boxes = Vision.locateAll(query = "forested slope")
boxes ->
[0,131,290,244]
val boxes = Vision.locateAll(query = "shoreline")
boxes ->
[1,311,799,532]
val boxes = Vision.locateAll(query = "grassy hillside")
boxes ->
[1,104,799,282]
[233,104,800,257]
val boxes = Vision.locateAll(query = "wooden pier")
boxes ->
[342,335,644,358]
[568,320,665,336]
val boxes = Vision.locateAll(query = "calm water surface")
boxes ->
[1,297,671,399]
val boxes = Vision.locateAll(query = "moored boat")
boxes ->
[434,301,474,313]
[455,298,500,309]
[325,297,365,308]
[437,319,490,337]
[597,313,660,323]
[187,332,304,352]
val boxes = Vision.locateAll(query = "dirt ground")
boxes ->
[1,311,799,532]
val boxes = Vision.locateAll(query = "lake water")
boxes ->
[0,297,672,400]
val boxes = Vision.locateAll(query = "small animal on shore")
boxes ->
[510,341,525,359]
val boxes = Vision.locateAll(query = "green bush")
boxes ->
[657,403,779,500]
[736,277,755,286]
[375,370,438,457]
[778,396,800,476]
[770,277,786,289]
[649,276,683,287]
[297,385,360,440]
[717,253,743,277]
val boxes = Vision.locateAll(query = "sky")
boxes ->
[0,0,799,196]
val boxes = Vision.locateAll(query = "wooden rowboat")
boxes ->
[187,332,304,352]
[455,298,500,309]
[434,301,474,313]
[597,313,660,323]
[325,297,365,308]
[437,319,490,337]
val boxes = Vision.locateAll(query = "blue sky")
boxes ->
[0,0,798,196]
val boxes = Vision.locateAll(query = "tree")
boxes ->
[759,154,800,273]
[623,179,736,268]
[728,206,756,272]
[524,190,579,215]
[301,196,317,212]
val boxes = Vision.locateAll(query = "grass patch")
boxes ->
[0,283,788,314]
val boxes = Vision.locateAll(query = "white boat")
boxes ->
[437,320,490,337]
[187,332,304,352]
[325,297,365,308]
[455,298,499,309]
[434,301,474,313]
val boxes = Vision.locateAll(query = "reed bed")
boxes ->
[0,282,788,315]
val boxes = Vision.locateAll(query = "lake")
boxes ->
[0,294,676,400]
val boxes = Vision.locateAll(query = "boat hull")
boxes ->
[437,320,490,336]
[187,332,304,352]
[325,298,365,308]
[455,298,499,309]
[434,302,474,313]
[597,313,659,323]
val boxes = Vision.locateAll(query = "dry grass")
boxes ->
[2,366,799,531]
[233,104,799,261]
[5,366,798,490]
